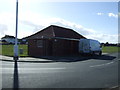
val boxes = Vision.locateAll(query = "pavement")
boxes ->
[0,55,88,63]
[0,53,109,63]
[0,55,54,63]
[0,55,82,63]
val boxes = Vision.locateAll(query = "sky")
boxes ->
[0,0,119,43]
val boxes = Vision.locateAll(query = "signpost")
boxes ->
[14,0,19,60]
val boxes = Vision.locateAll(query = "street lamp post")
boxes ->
[14,0,19,60]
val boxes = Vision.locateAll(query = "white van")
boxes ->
[79,39,102,55]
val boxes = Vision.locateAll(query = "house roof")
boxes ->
[1,35,15,39]
[28,25,86,39]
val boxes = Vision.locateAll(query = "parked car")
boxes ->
[79,39,102,55]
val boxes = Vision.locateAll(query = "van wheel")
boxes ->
[99,51,102,56]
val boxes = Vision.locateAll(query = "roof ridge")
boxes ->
[51,25,55,37]
[51,25,86,38]
[24,25,86,39]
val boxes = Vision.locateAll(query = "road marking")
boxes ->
[111,85,119,88]
[1,67,65,70]
[2,68,66,74]
[90,61,114,68]
[19,68,66,70]
[81,60,91,63]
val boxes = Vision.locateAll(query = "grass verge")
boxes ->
[0,45,120,57]
[102,46,119,53]
[1,45,28,57]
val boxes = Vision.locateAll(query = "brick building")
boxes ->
[28,25,86,57]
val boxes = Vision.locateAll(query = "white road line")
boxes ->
[111,85,119,88]
[90,61,114,68]
[1,67,66,74]
[2,68,66,74]
[1,68,65,70]
[81,60,91,63]
[19,68,65,70]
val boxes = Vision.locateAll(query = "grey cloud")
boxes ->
[33,26,45,33]
[20,20,39,27]
[20,18,117,43]
[74,27,91,36]
[20,20,44,33]
[87,34,118,43]
[50,21,91,36]
[21,18,94,37]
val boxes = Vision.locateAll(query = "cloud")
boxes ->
[97,12,118,19]
[49,18,118,43]
[0,12,15,23]
[108,13,118,18]
[0,24,8,35]
[0,12,117,43]
[97,13,104,16]
[0,24,8,39]
[20,20,44,31]
[32,17,97,36]
[31,17,117,43]
[87,34,118,43]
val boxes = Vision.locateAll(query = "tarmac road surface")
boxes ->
[1,53,119,89]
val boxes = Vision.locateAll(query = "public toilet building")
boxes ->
[28,25,86,57]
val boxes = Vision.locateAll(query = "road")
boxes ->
[1,53,119,89]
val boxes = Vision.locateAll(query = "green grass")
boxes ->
[1,45,28,57]
[102,46,120,53]
[0,45,120,57]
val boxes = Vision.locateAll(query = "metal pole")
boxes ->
[14,0,19,60]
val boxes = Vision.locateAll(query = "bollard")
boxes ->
[19,48,23,54]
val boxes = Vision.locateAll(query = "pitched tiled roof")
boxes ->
[28,25,86,39]
[52,25,86,39]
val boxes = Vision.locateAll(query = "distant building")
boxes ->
[28,25,86,57]
[1,35,16,44]
[21,36,30,44]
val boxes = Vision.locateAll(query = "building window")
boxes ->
[37,40,43,48]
